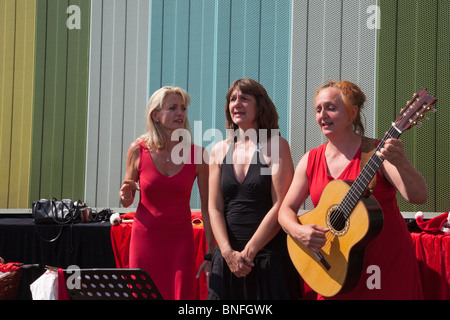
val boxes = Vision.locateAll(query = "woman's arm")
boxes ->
[119,140,140,207]
[208,141,253,277]
[195,146,215,282]
[241,137,294,261]
[278,151,328,253]
[196,146,215,254]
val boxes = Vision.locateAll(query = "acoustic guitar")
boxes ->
[287,88,437,297]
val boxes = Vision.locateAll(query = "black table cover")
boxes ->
[0,217,116,299]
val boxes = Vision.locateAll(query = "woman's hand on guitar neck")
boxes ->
[293,224,329,253]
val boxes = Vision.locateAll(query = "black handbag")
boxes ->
[32,198,75,224]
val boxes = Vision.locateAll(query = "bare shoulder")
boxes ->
[193,144,209,176]
[129,139,141,152]
[264,135,291,158]
[210,139,231,165]
[126,140,139,160]
[294,150,310,174]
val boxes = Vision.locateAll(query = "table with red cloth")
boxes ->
[300,231,450,300]
[111,212,450,300]
[110,211,208,300]
[411,231,450,300]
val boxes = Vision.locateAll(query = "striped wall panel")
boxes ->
[376,0,450,213]
[0,0,36,209]
[290,0,378,210]
[30,0,90,205]
[290,0,378,166]
[85,0,150,209]
[0,0,448,214]
[146,0,292,210]
[148,0,291,137]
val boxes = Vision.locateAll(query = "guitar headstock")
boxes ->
[395,88,437,132]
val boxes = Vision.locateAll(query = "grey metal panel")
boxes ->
[96,0,126,208]
[290,0,378,210]
[85,0,102,208]
[85,0,150,208]
[341,0,377,139]
[289,0,308,165]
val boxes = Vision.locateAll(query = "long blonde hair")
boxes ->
[139,86,192,149]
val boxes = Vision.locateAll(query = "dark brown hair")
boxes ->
[224,78,280,136]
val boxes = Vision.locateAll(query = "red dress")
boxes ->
[307,142,423,299]
[129,141,197,300]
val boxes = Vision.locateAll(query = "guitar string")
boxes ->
[328,140,385,229]
[327,126,401,231]
[329,127,400,229]
[323,96,432,252]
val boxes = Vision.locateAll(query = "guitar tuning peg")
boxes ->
[416,122,423,128]
[429,108,437,113]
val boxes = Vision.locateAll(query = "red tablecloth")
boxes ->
[411,232,450,300]
[111,213,450,300]
[110,211,208,300]
[297,232,450,300]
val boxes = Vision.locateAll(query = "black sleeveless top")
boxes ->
[220,142,278,251]
[208,141,302,300]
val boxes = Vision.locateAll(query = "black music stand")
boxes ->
[63,268,163,300]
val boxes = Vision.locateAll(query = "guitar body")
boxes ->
[287,180,384,297]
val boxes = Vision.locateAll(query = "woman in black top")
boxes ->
[207,78,301,300]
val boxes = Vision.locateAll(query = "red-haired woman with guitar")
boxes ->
[279,80,433,299]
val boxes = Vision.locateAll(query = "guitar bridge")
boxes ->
[314,252,331,271]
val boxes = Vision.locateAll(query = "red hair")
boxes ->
[316,80,366,135]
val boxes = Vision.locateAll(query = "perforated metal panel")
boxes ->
[435,1,450,212]
[30,0,91,206]
[377,0,449,213]
[85,0,149,209]
[64,269,163,300]
[290,0,378,210]
[0,0,36,208]
[142,0,292,210]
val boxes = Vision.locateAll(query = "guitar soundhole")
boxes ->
[330,210,346,230]
[326,205,350,236]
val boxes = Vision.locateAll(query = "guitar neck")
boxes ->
[340,125,402,218]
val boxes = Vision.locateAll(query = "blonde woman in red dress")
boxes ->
[120,86,214,300]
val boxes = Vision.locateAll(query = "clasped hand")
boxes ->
[223,250,255,278]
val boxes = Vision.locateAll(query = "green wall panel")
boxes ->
[0,0,36,209]
[436,0,450,212]
[377,0,449,212]
[30,0,90,204]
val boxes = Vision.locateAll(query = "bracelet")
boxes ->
[204,253,212,261]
